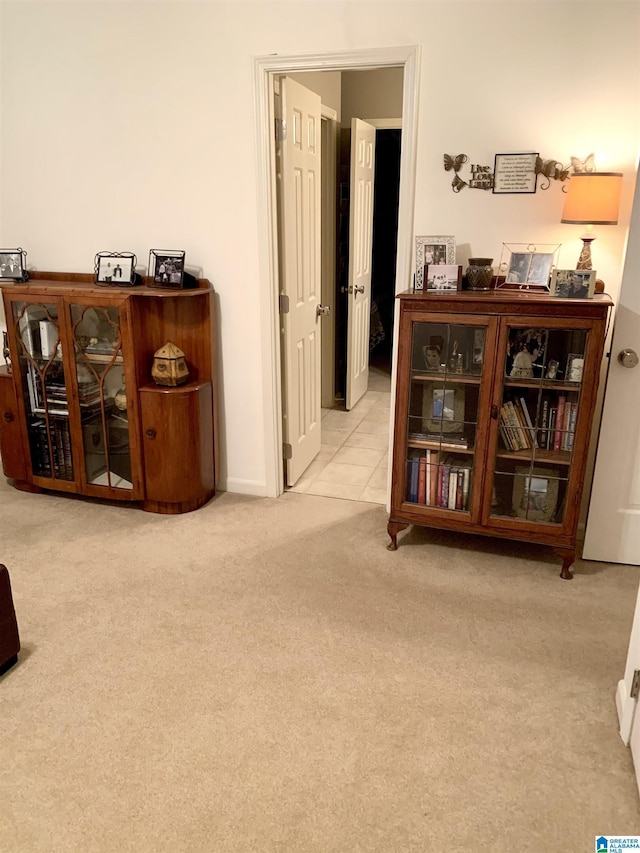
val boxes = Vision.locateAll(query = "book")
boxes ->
[448,469,458,509]
[539,398,549,448]
[567,402,578,450]
[547,408,557,450]
[519,396,538,448]
[462,467,470,510]
[409,455,420,502]
[429,455,438,506]
[553,394,566,451]
[39,320,58,359]
[417,455,427,504]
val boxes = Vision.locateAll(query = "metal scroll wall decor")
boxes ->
[443,152,596,193]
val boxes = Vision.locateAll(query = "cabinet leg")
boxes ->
[387,520,409,551]
[553,548,575,580]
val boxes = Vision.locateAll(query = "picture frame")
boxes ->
[0,248,27,281]
[472,328,486,367]
[94,252,138,287]
[512,466,559,523]
[148,249,197,290]
[566,353,585,384]
[415,236,455,291]
[421,382,465,435]
[550,269,596,299]
[424,264,462,293]
[493,153,538,194]
[506,327,547,379]
[496,244,560,291]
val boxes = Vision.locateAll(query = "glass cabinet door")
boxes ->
[489,323,589,526]
[12,300,73,482]
[70,303,133,490]
[404,319,488,512]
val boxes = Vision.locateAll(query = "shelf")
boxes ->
[502,377,582,391]
[77,352,123,365]
[411,371,482,385]
[408,440,474,454]
[494,448,572,465]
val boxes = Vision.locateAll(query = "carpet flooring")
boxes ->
[1,476,639,851]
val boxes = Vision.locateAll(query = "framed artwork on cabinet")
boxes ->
[0,249,27,281]
[496,244,560,291]
[415,236,455,291]
[550,269,596,299]
[94,252,138,286]
[421,382,465,435]
[424,264,462,293]
[148,250,197,290]
[512,467,559,523]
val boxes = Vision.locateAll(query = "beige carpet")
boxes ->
[1,474,639,852]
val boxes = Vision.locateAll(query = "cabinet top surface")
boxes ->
[397,289,613,310]
[0,271,214,297]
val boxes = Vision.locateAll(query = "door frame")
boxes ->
[254,46,421,497]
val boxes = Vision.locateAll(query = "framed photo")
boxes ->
[421,382,465,435]
[497,244,560,291]
[506,327,547,379]
[550,269,596,299]
[94,252,137,286]
[472,328,486,367]
[493,153,538,194]
[512,466,559,522]
[415,236,455,291]
[425,264,462,293]
[566,353,585,384]
[0,249,27,281]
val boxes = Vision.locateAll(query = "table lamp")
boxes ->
[561,172,622,291]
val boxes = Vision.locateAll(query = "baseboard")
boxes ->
[223,478,269,497]
[617,678,634,745]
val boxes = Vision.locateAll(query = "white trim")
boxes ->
[321,104,338,122]
[254,46,421,498]
[617,678,637,745]
[363,117,402,129]
[224,478,269,497]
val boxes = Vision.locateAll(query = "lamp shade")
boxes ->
[561,172,622,225]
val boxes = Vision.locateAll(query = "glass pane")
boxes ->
[71,304,132,490]
[491,324,588,525]
[405,321,484,511]
[12,301,73,481]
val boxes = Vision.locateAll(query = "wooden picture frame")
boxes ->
[415,236,455,290]
[424,264,462,293]
[421,382,465,435]
[566,353,585,384]
[512,467,559,522]
[550,269,596,299]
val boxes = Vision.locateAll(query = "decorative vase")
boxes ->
[466,258,494,291]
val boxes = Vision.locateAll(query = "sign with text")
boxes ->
[493,152,538,194]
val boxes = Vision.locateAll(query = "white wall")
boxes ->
[1,1,638,495]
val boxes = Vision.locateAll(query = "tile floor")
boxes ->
[288,366,392,505]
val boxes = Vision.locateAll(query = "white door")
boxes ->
[345,118,376,411]
[276,76,322,486]
[583,166,640,563]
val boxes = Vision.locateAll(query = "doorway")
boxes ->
[254,46,420,499]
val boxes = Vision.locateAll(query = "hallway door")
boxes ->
[583,166,640,564]
[276,76,323,486]
[345,118,376,410]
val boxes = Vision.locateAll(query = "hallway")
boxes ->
[288,366,391,505]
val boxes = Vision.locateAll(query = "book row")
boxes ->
[406,450,471,510]
[28,416,73,481]
[499,393,576,453]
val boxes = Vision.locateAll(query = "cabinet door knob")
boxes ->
[3,411,13,423]
[145,428,156,439]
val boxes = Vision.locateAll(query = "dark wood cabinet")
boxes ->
[388,289,613,578]
[0,272,217,513]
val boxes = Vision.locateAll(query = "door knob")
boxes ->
[316,305,330,317]
[354,285,365,294]
[618,348,639,368]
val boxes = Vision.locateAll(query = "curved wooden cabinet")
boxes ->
[0,272,217,513]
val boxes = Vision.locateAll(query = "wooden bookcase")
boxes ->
[388,289,613,578]
[0,272,217,514]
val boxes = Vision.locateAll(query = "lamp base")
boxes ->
[576,236,594,270]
